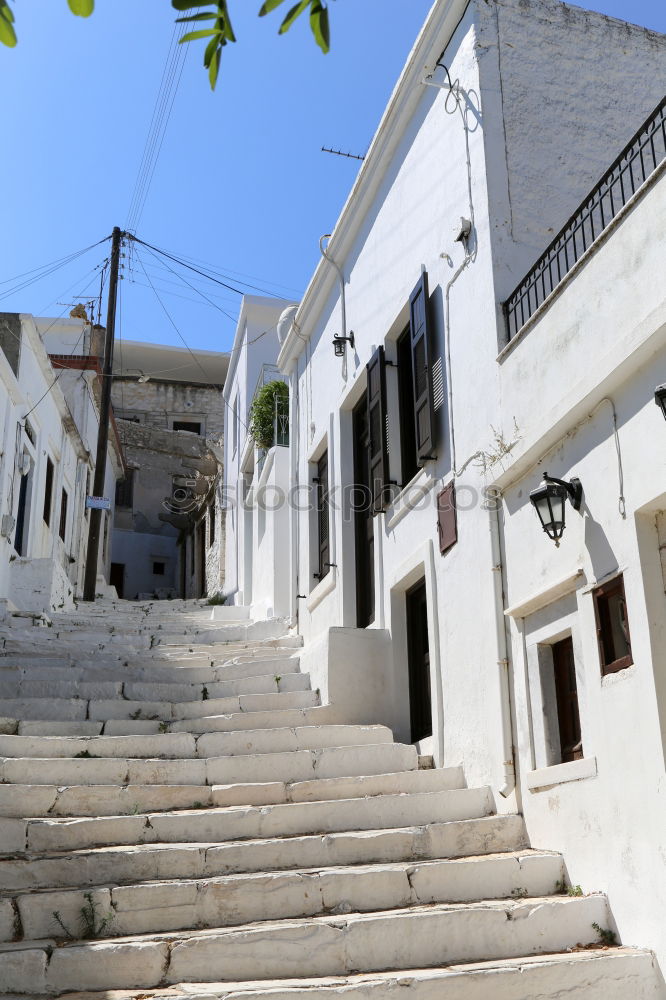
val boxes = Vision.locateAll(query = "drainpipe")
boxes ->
[489,492,516,798]
[319,235,347,343]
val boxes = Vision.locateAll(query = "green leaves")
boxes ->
[67,0,94,15]
[173,1,236,90]
[259,0,329,54]
[0,1,16,48]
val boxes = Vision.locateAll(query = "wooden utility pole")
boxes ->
[82,226,123,602]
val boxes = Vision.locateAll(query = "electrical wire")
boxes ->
[143,244,302,298]
[0,239,109,304]
[134,252,212,383]
[137,244,238,324]
[126,21,190,233]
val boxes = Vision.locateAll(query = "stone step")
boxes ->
[0,742,414,788]
[0,895,610,993]
[0,689,319,723]
[0,783,217,818]
[0,670,309,703]
[0,725,392,761]
[5,704,344,738]
[0,766,463,820]
[0,814,527,892]
[18,787,495,852]
[7,851,565,942]
[0,655,301,685]
[9,950,659,1000]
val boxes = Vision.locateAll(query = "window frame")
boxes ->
[551,634,583,763]
[592,574,633,676]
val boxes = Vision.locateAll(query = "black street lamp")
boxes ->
[654,384,666,421]
[529,472,583,546]
[332,331,355,357]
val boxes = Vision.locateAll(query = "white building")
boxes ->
[224,0,666,970]
[0,314,122,612]
[223,295,296,619]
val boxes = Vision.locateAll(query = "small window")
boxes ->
[436,482,457,554]
[115,470,134,509]
[58,488,68,542]
[209,503,215,546]
[314,450,330,581]
[593,574,633,675]
[153,561,165,576]
[397,326,418,485]
[43,458,54,526]
[173,421,201,435]
[552,635,583,762]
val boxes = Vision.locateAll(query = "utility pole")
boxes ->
[82,226,123,602]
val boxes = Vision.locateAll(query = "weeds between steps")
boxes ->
[555,879,584,897]
[53,894,116,940]
[592,922,618,946]
[129,709,160,720]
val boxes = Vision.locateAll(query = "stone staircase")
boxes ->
[0,600,662,998]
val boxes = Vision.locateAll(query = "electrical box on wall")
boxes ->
[437,482,457,555]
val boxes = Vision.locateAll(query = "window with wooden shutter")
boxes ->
[436,482,457,554]
[592,574,633,675]
[366,346,391,514]
[43,458,54,526]
[552,636,583,763]
[58,488,68,543]
[315,450,330,581]
[409,272,436,463]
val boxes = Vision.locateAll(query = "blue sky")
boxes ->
[1,0,664,355]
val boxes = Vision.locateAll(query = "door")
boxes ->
[352,395,374,627]
[552,635,583,762]
[406,579,432,743]
[14,472,29,556]
[110,562,125,599]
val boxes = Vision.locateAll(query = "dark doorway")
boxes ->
[110,562,125,599]
[552,635,583,762]
[197,521,206,597]
[14,472,29,556]
[352,395,374,628]
[406,579,432,743]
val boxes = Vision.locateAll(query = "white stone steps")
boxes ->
[13,950,659,1000]
[0,726,392,761]
[0,784,216,818]
[0,671,309,704]
[0,895,611,993]
[0,742,413,789]
[18,787,495,852]
[6,851,565,942]
[0,814,528,892]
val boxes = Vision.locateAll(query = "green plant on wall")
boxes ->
[249,380,289,450]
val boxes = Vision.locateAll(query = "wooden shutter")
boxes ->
[409,272,436,463]
[366,346,390,515]
[436,482,457,554]
[316,450,330,580]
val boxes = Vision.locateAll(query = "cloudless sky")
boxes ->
[1,0,665,355]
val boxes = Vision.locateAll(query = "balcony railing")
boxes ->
[504,96,666,341]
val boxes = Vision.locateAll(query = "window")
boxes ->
[314,450,330,581]
[43,458,54,526]
[593,574,633,675]
[409,272,436,463]
[436,482,457,554]
[153,561,165,576]
[209,503,215,546]
[232,394,239,456]
[173,421,201,435]
[58,488,68,542]
[397,327,418,485]
[552,636,583,762]
[115,470,134,509]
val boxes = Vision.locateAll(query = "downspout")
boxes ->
[319,235,350,380]
[489,491,516,798]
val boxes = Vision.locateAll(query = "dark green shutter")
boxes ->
[366,346,390,515]
[409,271,436,463]
[316,450,330,579]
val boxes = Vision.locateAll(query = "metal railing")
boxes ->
[504,96,666,341]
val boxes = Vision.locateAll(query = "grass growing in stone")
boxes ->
[592,922,618,946]
[53,894,116,941]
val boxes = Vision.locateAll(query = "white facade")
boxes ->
[225,0,666,971]
[0,314,121,611]
[223,296,296,620]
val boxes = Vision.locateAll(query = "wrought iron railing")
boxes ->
[504,96,666,340]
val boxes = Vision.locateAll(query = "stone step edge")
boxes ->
[0,949,652,1000]
[0,894,608,954]
[1,848,560,901]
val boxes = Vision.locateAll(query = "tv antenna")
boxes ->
[321,146,365,161]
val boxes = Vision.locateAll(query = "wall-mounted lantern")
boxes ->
[332,331,355,357]
[529,472,583,546]
[654,384,666,421]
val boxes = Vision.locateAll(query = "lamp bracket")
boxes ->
[543,473,583,511]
